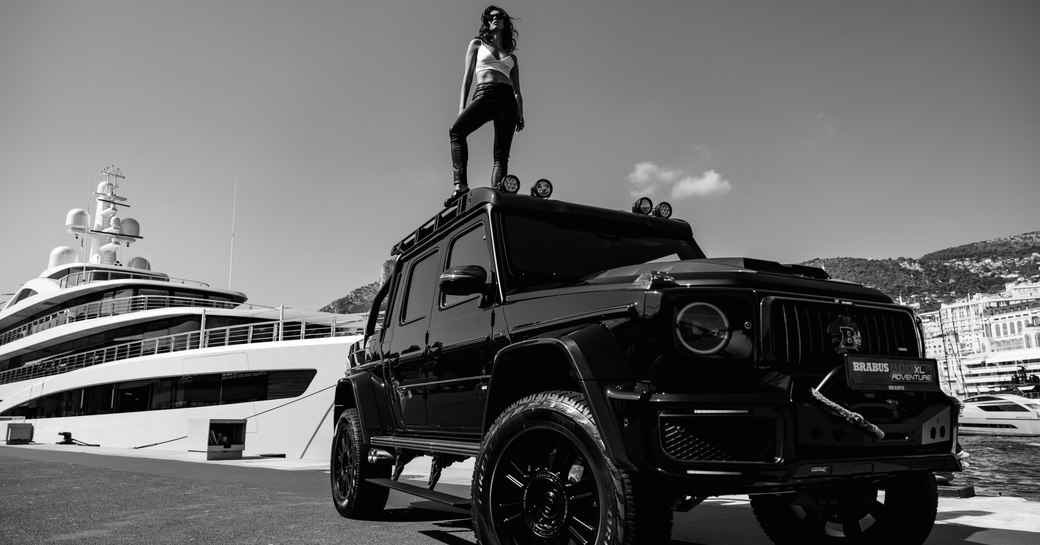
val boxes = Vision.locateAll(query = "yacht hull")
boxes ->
[0,337,357,460]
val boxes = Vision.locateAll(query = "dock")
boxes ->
[2,444,1038,544]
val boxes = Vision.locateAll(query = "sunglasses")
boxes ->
[485,12,506,21]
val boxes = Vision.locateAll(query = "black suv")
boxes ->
[330,187,961,545]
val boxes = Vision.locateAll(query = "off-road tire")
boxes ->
[330,408,390,518]
[750,471,938,545]
[471,390,671,544]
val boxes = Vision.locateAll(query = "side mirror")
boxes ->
[439,265,488,296]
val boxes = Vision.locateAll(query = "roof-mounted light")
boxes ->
[500,175,521,194]
[530,178,553,199]
[652,202,672,218]
[632,197,653,215]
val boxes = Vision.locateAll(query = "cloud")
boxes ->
[671,170,732,198]
[627,162,731,199]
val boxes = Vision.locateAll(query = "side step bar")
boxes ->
[369,436,480,458]
[366,478,471,509]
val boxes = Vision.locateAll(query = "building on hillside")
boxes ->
[919,280,1040,397]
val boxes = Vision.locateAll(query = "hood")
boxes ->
[574,257,891,302]
[586,257,830,282]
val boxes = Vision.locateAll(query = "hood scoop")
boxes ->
[698,257,830,279]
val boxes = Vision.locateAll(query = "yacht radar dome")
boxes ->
[105,216,122,233]
[65,209,89,237]
[120,218,140,238]
[127,256,151,270]
[48,246,78,268]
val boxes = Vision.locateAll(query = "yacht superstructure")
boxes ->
[0,167,361,459]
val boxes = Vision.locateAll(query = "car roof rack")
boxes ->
[391,189,493,256]
[389,188,694,257]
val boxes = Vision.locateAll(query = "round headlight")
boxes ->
[676,302,731,355]
[632,197,653,215]
[652,202,672,218]
[500,174,521,194]
[530,178,553,199]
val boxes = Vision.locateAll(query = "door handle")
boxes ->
[427,341,443,358]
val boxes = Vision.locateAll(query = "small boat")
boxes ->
[959,393,1040,437]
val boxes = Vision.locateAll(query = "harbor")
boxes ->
[2,443,1038,545]
[955,435,1040,502]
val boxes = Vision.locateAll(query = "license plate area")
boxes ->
[845,355,940,392]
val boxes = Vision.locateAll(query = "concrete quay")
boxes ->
[1,443,1037,544]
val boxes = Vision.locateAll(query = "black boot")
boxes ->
[491,161,507,190]
[443,183,469,207]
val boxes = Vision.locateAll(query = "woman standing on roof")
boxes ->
[445,5,525,206]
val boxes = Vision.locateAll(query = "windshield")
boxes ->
[498,211,704,294]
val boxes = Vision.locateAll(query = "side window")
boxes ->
[442,224,490,308]
[401,250,439,324]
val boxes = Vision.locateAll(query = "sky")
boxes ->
[1,0,1038,311]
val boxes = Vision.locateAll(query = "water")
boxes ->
[954,435,1040,501]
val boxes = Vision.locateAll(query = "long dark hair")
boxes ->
[478,5,517,53]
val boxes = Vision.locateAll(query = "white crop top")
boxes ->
[475,43,515,77]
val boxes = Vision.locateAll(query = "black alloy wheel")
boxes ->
[471,391,671,545]
[330,408,389,518]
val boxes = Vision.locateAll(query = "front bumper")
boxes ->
[605,386,962,495]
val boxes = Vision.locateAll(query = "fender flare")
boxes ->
[486,323,637,467]
[334,370,393,443]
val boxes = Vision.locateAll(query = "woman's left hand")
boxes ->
[515,114,525,132]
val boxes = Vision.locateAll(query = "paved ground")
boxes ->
[1,444,1037,544]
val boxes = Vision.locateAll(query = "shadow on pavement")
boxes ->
[929,524,1037,544]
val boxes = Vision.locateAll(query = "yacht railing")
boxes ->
[0,318,362,386]
[58,269,211,289]
[0,296,246,348]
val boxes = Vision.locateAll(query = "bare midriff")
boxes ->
[475,69,512,87]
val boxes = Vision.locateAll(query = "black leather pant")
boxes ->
[449,83,517,188]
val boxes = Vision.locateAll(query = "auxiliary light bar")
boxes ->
[531,178,553,199]
[632,197,653,215]
[632,197,673,218]
[500,175,521,194]
[652,202,672,218]
[497,175,553,199]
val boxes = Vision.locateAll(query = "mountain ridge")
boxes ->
[802,230,1040,311]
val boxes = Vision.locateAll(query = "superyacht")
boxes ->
[0,167,362,460]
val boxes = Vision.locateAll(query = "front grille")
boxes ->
[761,296,920,367]
[660,416,779,463]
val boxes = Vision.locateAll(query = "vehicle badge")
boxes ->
[829,314,862,354]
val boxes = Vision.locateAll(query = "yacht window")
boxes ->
[978,403,1030,412]
[965,396,1002,402]
[0,370,317,418]
[8,289,38,306]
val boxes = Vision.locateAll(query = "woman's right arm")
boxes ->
[459,39,481,113]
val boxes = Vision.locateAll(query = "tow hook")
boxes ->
[810,388,885,440]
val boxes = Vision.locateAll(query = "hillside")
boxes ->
[319,281,380,314]
[322,231,1040,314]
[803,231,1040,311]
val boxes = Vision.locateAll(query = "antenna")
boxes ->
[229,179,238,290]
[100,164,125,183]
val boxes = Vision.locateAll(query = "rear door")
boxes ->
[384,248,440,429]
